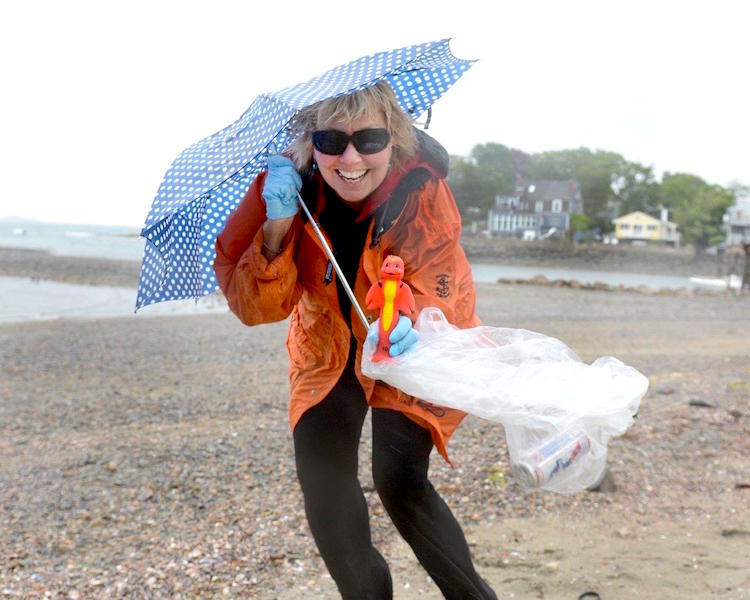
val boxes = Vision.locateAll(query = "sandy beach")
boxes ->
[1,248,749,599]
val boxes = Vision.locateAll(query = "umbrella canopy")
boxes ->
[136,38,475,309]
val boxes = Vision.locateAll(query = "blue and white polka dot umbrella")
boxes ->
[136,39,475,310]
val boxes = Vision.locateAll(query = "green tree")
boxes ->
[447,155,489,216]
[612,163,661,216]
[567,213,594,240]
[660,173,735,252]
[447,143,522,216]
[656,173,706,210]
[526,147,593,180]
[471,142,517,183]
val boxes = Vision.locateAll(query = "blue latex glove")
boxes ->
[262,155,302,220]
[367,316,419,357]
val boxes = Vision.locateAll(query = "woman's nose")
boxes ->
[338,141,361,163]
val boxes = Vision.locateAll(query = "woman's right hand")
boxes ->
[260,155,302,259]
[262,155,302,220]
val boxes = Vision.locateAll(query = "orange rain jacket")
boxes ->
[214,140,480,462]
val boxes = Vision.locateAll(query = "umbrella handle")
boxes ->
[296,192,370,330]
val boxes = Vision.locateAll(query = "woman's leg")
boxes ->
[372,408,497,600]
[293,368,392,599]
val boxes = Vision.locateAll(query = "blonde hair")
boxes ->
[287,82,418,173]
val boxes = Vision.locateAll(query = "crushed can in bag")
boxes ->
[511,430,592,488]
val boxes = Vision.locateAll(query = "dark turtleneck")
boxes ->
[318,183,371,328]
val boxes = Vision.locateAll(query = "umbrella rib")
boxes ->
[296,191,369,330]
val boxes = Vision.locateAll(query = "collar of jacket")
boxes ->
[353,155,438,224]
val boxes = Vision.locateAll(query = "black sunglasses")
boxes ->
[311,128,391,155]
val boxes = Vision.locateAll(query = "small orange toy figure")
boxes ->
[366,255,416,362]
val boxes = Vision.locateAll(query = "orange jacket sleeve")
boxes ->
[214,172,302,326]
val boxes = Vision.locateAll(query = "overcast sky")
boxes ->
[1,0,748,227]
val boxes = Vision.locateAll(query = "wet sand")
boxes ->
[1,252,749,599]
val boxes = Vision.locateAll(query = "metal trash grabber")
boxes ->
[296,191,370,330]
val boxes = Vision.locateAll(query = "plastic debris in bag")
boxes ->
[361,307,649,494]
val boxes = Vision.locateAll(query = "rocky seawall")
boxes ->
[461,236,729,278]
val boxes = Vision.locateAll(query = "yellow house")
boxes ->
[613,210,680,245]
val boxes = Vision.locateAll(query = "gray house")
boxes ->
[487,180,584,238]
[724,196,750,246]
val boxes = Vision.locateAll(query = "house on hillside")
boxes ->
[487,180,584,239]
[723,197,750,246]
[612,210,680,246]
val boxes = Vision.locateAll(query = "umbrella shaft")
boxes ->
[296,192,370,330]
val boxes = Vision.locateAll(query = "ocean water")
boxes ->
[0,220,231,322]
[0,218,715,324]
[0,218,144,261]
[0,276,227,324]
[2,218,698,290]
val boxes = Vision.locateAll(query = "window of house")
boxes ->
[647,224,657,231]
[535,200,543,213]
[552,199,562,213]
[633,224,643,234]
[620,223,630,230]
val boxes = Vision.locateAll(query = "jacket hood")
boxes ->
[352,128,449,224]
[413,127,449,178]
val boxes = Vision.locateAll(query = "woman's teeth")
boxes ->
[337,169,367,182]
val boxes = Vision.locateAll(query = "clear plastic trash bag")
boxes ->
[361,308,649,494]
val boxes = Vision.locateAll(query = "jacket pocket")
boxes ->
[286,300,333,371]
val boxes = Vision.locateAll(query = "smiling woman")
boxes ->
[310,115,394,204]
[281,83,420,205]
[212,80,497,599]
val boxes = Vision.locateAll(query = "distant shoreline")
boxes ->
[0,246,141,288]
[461,235,724,278]
[0,237,730,290]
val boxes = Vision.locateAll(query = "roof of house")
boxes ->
[522,180,581,201]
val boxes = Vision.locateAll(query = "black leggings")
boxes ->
[293,366,497,600]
